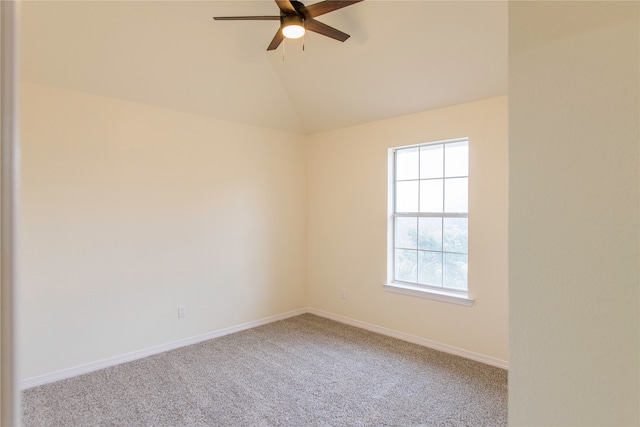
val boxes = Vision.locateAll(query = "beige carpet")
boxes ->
[22,314,507,426]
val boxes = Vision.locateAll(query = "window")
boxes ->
[386,138,472,305]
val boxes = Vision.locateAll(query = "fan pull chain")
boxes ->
[302,19,305,51]
[282,38,285,61]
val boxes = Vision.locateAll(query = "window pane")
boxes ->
[395,217,418,249]
[418,217,442,251]
[393,139,469,291]
[396,148,419,181]
[419,179,443,212]
[395,249,417,282]
[396,181,419,212]
[420,145,443,179]
[443,218,468,253]
[443,253,468,290]
[418,251,442,287]
[444,141,469,177]
[444,178,468,213]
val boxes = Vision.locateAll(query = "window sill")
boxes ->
[383,283,474,307]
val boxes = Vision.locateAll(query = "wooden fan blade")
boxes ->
[214,16,280,21]
[275,0,297,14]
[303,0,363,19]
[305,18,350,42]
[267,29,285,50]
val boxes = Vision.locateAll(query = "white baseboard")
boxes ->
[20,308,307,390]
[307,308,509,370]
[21,306,507,389]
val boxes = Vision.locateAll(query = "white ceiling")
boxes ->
[21,1,507,134]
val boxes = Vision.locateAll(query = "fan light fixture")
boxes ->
[213,0,363,51]
[282,15,305,39]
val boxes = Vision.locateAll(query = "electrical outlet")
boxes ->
[341,288,348,300]
[178,305,187,319]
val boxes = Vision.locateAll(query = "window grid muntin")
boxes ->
[392,138,468,293]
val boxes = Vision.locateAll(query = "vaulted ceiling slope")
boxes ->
[21,1,507,134]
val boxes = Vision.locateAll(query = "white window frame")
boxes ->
[384,138,474,307]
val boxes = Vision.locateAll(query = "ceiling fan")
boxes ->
[213,0,363,51]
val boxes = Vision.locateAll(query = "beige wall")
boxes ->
[509,2,639,425]
[19,83,308,379]
[20,86,509,381]
[306,96,508,363]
